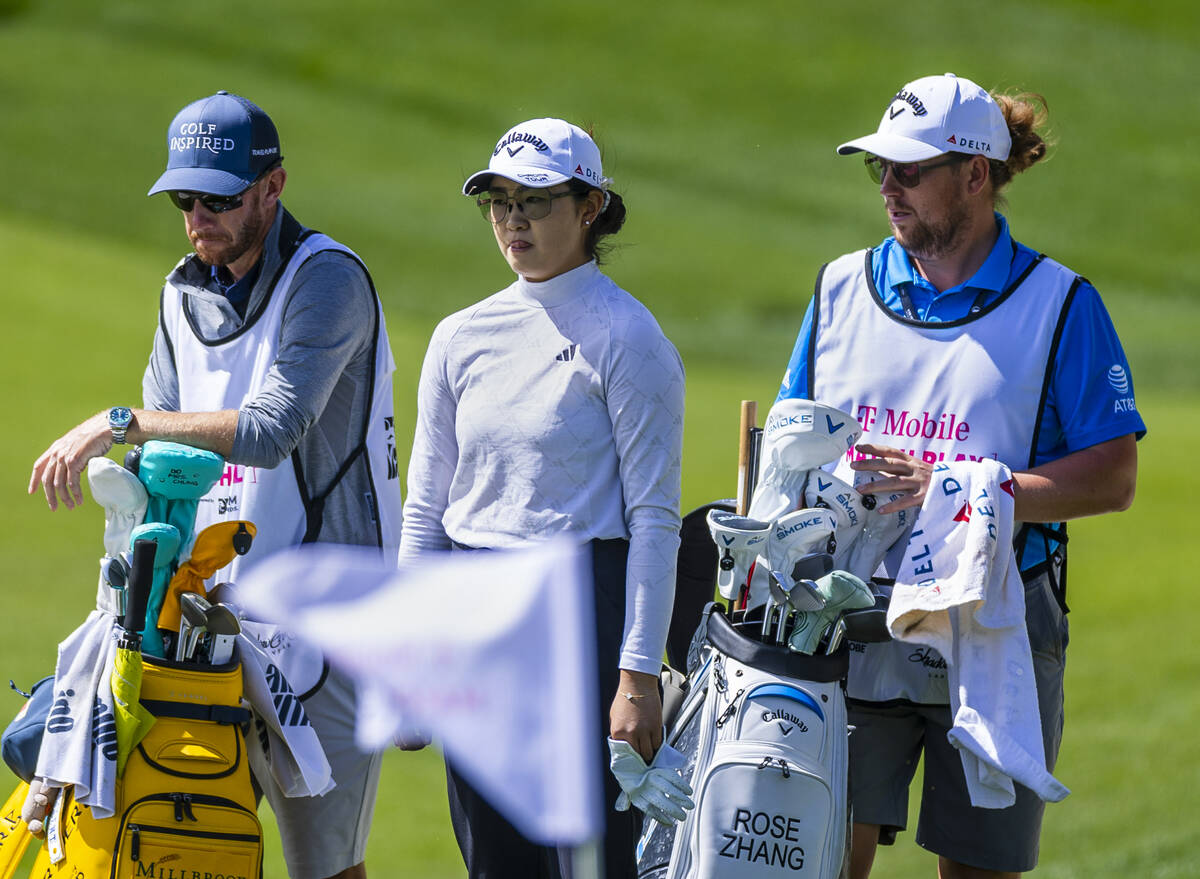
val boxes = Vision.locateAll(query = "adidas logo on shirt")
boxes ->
[555,344,577,362]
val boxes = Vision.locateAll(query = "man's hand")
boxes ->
[849,443,933,514]
[28,411,113,510]
[609,668,662,763]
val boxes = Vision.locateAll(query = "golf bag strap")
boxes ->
[1015,522,1069,615]
[140,699,252,726]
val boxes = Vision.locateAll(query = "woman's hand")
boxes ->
[609,668,662,763]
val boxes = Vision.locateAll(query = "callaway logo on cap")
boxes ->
[462,117,612,195]
[148,91,282,197]
[836,73,1012,163]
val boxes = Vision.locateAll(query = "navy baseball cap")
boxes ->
[147,91,282,196]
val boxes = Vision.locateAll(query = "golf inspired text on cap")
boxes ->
[148,91,282,197]
[837,73,1012,163]
[462,118,611,195]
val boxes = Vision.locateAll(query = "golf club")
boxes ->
[203,602,242,665]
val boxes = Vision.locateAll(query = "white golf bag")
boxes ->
[637,604,850,879]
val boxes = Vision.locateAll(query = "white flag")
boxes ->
[238,538,602,845]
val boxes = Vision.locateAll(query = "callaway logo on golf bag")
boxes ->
[637,605,850,878]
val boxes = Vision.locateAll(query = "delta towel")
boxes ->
[33,612,122,818]
[237,633,334,798]
[887,460,1070,809]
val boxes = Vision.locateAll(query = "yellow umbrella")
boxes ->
[110,646,156,777]
[156,521,256,635]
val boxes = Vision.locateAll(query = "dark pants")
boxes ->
[446,538,640,879]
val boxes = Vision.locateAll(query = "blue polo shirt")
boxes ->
[777,214,1146,569]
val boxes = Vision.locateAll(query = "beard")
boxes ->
[190,192,272,269]
[890,195,970,262]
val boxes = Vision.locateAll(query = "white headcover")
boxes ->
[843,471,915,581]
[706,509,772,600]
[801,469,868,570]
[87,457,149,558]
[748,399,861,521]
[766,508,838,579]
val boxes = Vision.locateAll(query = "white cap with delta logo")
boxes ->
[462,118,612,195]
[837,73,1012,163]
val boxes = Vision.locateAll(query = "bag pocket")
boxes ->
[692,743,838,879]
[112,793,262,879]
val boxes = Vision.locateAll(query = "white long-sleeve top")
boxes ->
[399,261,685,675]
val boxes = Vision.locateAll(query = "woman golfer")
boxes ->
[398,118,686,878]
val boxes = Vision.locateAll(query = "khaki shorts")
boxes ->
[847,569,1068,873]
[258,663,383,878]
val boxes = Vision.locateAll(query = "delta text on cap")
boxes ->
[148,91,282,197]
[462,118,610,196]
[836,73,1012,163]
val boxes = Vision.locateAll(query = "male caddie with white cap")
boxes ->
[29,91,403,879]
[775,74,1145,877]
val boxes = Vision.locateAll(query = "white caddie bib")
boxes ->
[160,232,401,590]
[811,249,1078,704]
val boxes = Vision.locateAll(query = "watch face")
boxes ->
[110,407,133,427]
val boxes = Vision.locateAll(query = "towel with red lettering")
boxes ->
[887,459,1069,808]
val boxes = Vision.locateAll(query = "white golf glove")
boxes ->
[608,738,695,827]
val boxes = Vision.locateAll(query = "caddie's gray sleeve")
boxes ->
[142,311,180,412]
[231,253,375,468]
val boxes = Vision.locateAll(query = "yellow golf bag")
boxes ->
[24,657,262,879]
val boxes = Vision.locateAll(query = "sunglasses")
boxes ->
[475,188,577,224]
[864,153,969,189]
[168,164,279,214]
[168,190,248,214]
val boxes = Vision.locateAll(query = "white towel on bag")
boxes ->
[887,460,1070,808]
[34,612,122,817]
[236,633,334,798]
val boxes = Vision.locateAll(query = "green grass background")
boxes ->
[1,0,1197,875]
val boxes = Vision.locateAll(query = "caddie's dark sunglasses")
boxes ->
[168,163,280,214]
[475,188,578,224]
[168,190,247,214]
[864,153,969,189]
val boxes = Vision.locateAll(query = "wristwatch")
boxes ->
[108,407,134,445]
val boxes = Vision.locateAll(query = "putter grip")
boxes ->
[123,537,157,635]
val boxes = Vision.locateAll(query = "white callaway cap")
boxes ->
[837,73,1012,162]
[462,117,611,195]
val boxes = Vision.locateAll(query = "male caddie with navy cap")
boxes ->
[30,91,403,879]
[775,74,1145,877]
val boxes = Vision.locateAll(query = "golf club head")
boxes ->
[824,618,848,655]
[767,570,791,607]
[790,551,834,583]
[841,590,892,643]
[208,632,238,665]
[180,592,211,628]
[787,578,826,612]
[175,617,194,662]
[101,556,129,589]
[203,603,241,637]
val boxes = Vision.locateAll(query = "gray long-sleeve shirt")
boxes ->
[143,205,389,547]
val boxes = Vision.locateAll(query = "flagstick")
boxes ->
[569,837,603,879]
